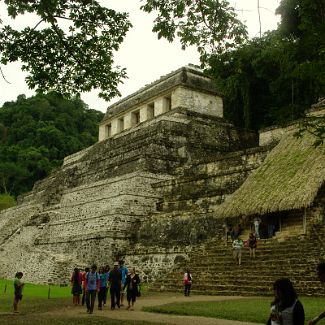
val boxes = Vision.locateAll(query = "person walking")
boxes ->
[119,260,128,307]
[109,261,122,310]
[253,217,261,239]
[267,278,304,325]
[123,267,141,310]
[183,269,192,297]
[13,272,24,313]
[97,267,108,310]
[81,267,90,306]
[71,267,82,306]
[103,265,110,306]
[248,232,257,259]
[85,264,100,314]
[232,237,243,265]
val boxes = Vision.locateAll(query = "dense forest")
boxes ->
[206,0,324,131]
[0,92,104,205]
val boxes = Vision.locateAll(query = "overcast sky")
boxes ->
[0,0,281,113]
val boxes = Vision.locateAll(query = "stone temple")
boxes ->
[0,66,324,295]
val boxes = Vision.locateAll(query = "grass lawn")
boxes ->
[0,278,158,325]
[143,296,325,323]
[2,279,325,324]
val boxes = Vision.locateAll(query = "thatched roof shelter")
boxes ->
[216,130,325,218]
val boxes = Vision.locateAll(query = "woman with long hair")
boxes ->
[71,267,82,306]
[123,267,140,310]
[267,278,304,325]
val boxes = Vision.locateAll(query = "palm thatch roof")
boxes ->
[216,130,325,218]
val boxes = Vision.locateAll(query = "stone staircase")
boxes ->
[150,228,325,296]
[152,147,269,214]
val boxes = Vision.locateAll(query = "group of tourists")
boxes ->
[231,231,258,266]
[11,261,325,324]
[70,260,141,314]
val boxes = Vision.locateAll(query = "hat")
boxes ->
[113,261,119,266]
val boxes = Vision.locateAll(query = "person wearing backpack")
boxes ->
[183,269,192,297]
[85,264,100,314]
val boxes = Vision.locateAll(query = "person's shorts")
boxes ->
[14,294,22,301]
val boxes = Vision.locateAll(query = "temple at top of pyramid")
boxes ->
[98,65,224,141]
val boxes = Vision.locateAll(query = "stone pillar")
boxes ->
[111,119,119,136]
[98,124,105,141]
[139,105,147,123]
[124,112,132,130]
[155,97,170,116]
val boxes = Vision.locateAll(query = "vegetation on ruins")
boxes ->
[0,92,103,199]
[217,131,325,218]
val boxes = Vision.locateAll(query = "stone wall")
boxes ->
[0,101,261,284]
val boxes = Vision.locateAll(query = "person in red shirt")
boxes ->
[71,268,82,305]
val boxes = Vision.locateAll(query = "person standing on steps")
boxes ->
[13,272,24,313]
[267,278,304,325]
[253,217,261,239]
[308,262,325,324]
[232,237,243,265]
[248,232,257,259]
[183,269,192,296]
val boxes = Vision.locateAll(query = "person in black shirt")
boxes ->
[108,261,122,310]
[266,278,304,325]
[123,267,141,310]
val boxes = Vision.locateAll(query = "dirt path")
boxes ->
[45,293,265,325]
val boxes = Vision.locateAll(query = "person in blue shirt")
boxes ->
[103,265,110,306]
[97,266,108,310]
[119,260,128,306]
[85,264,100,314]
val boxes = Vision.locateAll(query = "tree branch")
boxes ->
[0,66,11,84]
[32,19,45,31]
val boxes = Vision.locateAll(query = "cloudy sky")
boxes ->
[0,0,281,113]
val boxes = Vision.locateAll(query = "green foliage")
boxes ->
[206,0,325,132]
[0,193,16,211]
[141,0,248,63]
[0,1,252,100]
[0,0,132,100]
[295,116,325,146]
[0,92,103,197]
